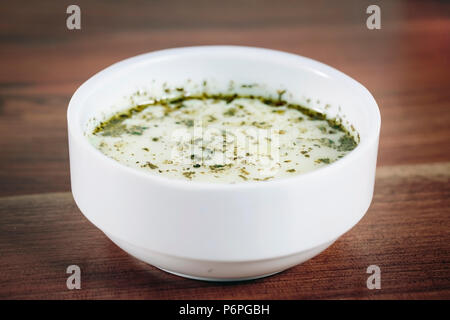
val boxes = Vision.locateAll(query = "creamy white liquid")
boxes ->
[88,96,357,183]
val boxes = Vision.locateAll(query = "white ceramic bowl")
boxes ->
[68,46,380,281]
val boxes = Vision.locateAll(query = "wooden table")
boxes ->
[0,0,449,299]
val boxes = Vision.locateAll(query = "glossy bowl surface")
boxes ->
[68,46,380,280]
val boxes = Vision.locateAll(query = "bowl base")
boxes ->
[158,267,282,282]
[106,232,335,281]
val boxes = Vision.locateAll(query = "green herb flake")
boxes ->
[315,158,331,164]
[141,161,158,169]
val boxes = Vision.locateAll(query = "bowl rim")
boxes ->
[67,45,381,190]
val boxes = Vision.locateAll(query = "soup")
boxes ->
[88,92,358,183]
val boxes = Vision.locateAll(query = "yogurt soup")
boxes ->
[88,91,359,183]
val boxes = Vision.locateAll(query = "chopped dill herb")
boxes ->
[315,158,331,164]
[141,161,158,169]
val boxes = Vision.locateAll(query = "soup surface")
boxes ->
[88,93,358,183]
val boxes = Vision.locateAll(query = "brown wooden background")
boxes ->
[0,0,449,299]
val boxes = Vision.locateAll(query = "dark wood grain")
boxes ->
[0,0,449,299]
